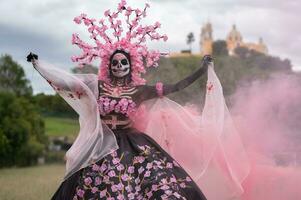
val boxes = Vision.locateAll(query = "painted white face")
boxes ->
[110,53,130,78]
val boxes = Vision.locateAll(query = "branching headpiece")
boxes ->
[71,0,168,85]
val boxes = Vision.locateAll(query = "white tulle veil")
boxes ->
[33,60,119,180]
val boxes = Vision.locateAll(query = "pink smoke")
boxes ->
[230,73,301,199]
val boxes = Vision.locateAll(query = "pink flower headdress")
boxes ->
[71,0,168,85]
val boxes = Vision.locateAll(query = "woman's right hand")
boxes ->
[202,55,214,66]
[26,52,38,63]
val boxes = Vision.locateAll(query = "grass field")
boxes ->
[0,164,65,200]
[0,118,77,199]
[44,117,79,140]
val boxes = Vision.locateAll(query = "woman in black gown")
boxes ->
[27,51,212,200]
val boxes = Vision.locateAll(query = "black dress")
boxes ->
[53,129,206,200]
[52,66,208,200]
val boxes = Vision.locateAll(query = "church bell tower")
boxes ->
[200,22,213,55]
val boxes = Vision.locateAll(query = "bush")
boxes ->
[33,93,77,118]
[0,92,47,167]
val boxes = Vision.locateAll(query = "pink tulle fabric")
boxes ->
[131,64,250,199]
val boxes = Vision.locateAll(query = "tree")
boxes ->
[0,54,32,96]
[212,40,228,56]
[33,93,77,117]
[186,32,195,53]
[0,92,47,166]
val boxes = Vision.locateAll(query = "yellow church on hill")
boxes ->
[170,22,268,57]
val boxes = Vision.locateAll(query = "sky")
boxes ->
[0,0,300,94]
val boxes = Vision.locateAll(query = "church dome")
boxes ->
[227,24,243,42]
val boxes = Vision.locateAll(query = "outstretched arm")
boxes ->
[163,55,212,95]
[27,53,99,98]
[137,55,213,102]
[27,53,73,92]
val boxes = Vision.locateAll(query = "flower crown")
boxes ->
[71,0,168,85]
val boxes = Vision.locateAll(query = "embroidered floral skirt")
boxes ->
[52,129,207,200]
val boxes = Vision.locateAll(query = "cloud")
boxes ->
[0,0,300,93]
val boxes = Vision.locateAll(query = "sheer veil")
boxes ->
[33,60,119,180]
[132,63,250,199]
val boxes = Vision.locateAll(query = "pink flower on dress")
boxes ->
[117,164,125,171]
[135,185,141,192]
[125,185,133,192]
[98,97,137,116]
[111,151,117,157]
[170,177,177,183]
[165,190,172,195]
[99,189,107,198]
[151,184,158,191]
[161,185,170,190]
[128,166,135,174]
[146,163,153,169]
[112,158,120,164]
[91,187,98,193]
[103,175,110,182]
[117,193,125,200]
[95,177,101,185]
[137,156,145,163]
[84,177,92,185]
[166,162,173,168]
[161,178,168,184]
[100,163,107,172]
[174,192,181,198]
[128,193,135,199]
[121,174,129,181]
[117,183,124,190]
[111,184,118,192]
[147,191,153,198]
[92,164,100,171]
[145,170,151,177]
[76,189,85,198]
[108,170,116,177]
[186,177,192,182]
[138,166,144,174]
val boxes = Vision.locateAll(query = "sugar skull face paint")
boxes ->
[110,53,131,78]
